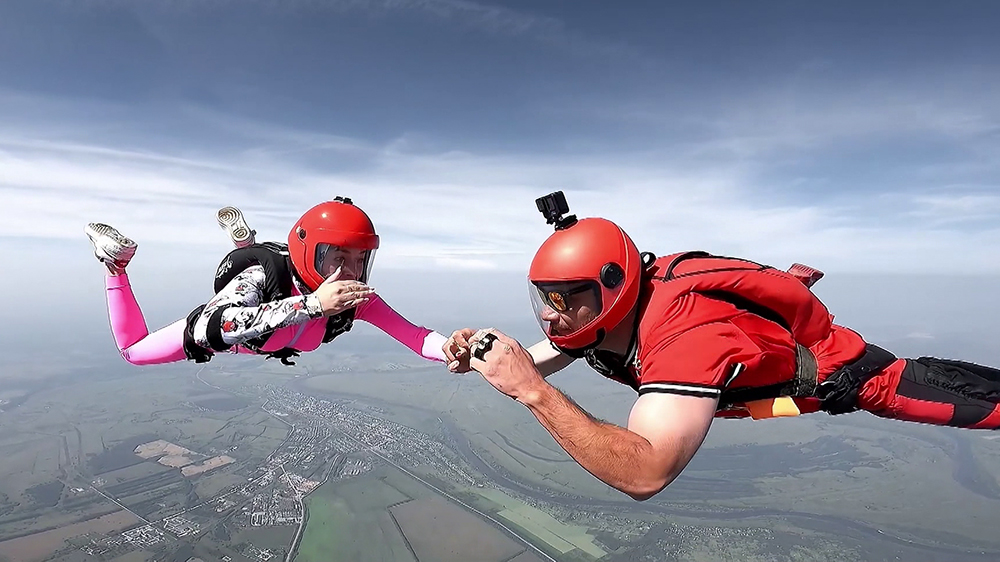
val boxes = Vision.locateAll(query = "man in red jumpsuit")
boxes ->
[443,192,1000,501]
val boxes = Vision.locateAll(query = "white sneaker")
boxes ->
[85,223,137,274]
[217,206,256,249]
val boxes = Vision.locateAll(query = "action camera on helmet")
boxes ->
[535,191,578,230]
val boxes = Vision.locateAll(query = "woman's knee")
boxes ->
[120,346,184,366]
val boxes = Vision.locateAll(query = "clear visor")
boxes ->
[315,243,376,282]
[528,279,604,340]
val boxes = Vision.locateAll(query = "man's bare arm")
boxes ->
[519,385,717,500]
[525,339,575,377]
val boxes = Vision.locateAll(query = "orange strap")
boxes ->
[746,397,803,419]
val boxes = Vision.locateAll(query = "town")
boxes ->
[69,383,485,561]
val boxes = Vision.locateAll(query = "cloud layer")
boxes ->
[2,93,999,275]
[2,1,999,274]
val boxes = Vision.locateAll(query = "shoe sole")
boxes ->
[217,207,255,247]
[85,223,137,264]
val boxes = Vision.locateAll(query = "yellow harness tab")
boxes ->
[746,397,802,419]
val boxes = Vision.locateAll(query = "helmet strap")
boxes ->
[553,328,606,359]
[557,290,644,367]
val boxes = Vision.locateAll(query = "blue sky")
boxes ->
[1,0,999,292]
[0,0,996,283]
[3,0,1000,274]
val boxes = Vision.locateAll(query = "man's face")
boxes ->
[534,281,602,337]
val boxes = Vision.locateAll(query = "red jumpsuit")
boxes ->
[595,254,1000,429]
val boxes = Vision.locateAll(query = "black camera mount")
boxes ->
[535,191,578,230]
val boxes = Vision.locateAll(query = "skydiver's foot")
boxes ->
[217,206,256,249]
[85,223,137,276]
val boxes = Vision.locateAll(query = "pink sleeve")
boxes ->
[354,295,447,362]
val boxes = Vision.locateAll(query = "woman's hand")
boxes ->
[312,266,375,316]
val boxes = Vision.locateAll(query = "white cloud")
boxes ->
[432,256,500,270]
[908,192,1000,224]
[3,90,1000,275]
[554,69,1000,166]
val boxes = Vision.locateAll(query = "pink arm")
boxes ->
[354,295,447,362]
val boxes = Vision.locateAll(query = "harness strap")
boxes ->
[815,344,897,414]
[791,343,819,397]
[719,344,897,415]
[719,344,818,407]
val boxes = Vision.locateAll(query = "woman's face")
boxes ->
[317,245,369,280]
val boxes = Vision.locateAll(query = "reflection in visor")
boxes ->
[528,280,603,340]
[315,244,331,269]
[537,283,593,312]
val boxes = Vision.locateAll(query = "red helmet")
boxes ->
[528,217,643,350]
[287,198,380,291]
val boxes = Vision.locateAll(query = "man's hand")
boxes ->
[468,328,546,401]
[443,328,477,373]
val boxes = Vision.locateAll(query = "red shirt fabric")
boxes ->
[605,255,868,417]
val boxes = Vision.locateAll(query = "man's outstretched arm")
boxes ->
[467,329,717,501]
[520,385,717,500]
[524,338,575,377]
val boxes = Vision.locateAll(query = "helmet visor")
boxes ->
[315,244,376,282]
[528,279,604,340]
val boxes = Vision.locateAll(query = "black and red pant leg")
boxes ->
[859,358,1000,429]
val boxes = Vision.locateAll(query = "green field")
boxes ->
[292,465,557,562]
[473,487,605,559]
[295,470,415,562]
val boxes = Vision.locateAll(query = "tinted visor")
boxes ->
[315,243,376,282]
[528,280,604,339]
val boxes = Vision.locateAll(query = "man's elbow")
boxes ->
[625,485,664,502]
[622,459,690,501]
[623,475,673,502]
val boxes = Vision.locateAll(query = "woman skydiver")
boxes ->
[85,197,448,366]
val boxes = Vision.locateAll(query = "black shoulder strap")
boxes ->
[661,251,712,280]
[213,242,293,302]
[182,304,214,363]
[323,309,355,343]
[655,251,791,331]
[660,251,772,281]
